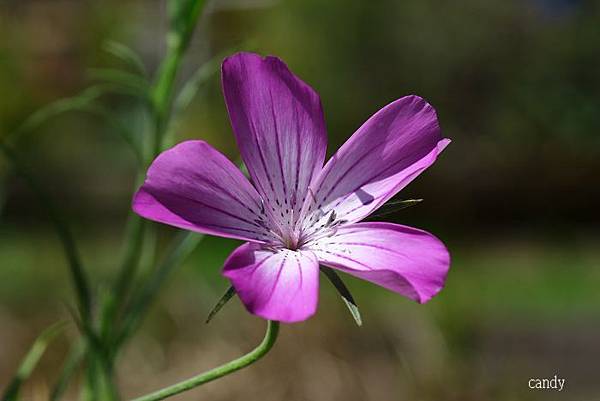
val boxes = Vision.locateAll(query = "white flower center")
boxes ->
[253,190,345,251]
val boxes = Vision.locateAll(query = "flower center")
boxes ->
[282,233,300,251]
[254,190,346,252]
[274,209,343,251]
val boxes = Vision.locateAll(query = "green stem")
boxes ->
[1,321,67,401]
[113,215,147,308]
[130,320,280,401]
[50,340,85,401]
[0,142,91,322]
[83,353,119,401]
[114,232,203,349]
[82,327,120,401]
[150,0,207,157]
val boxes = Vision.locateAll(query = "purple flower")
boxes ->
[133,52,450,323]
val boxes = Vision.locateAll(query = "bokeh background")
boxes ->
[1,0,599,400]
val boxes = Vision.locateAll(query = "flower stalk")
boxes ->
[151,0,207,156]
[0,142,92,323]
[131,320,280,401]
[2,0,254,399]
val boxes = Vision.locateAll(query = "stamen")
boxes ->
[267,228,286,243]
[258,188,349,251]
[308,188,317,202]
[325,210,336,226]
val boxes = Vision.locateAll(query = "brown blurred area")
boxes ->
[1,0,599,400]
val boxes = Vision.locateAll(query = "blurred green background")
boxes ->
[1,0,599,400]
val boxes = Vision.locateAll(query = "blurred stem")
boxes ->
[0,142,92,323]
[130,320,280,401]
[50,341,85,401]
[83,353,119,401]
[113,215,147,313]
[151,0,207,156]
[1,321,67,401]
[114,232,203,350]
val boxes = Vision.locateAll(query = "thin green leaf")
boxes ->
[2,321,68,401]
[169,45,250,130]
[152,0,208,154]
[205,286,236,323]
[63,304,106,360]
[63,303,116,399]
[9,84,147,147]
[115,231,204,348]
[13,86,104,138]
[98,286,118,344]
[340,297,362,327]
[367,198,423,220]
[172,47,240,114]
[320,266,362,326]
[167,0,188,36]
[103,40,147,76]
[167,0,207,46]
[0,143,91,321]
[11,87,144,165]
[170,56,218,121]
[50,340,85,401]
[164,43,257,149]
[88,68,151,96]
[81,103,145,166]
[112,216,147,315]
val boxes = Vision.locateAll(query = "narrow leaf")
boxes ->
[206,286,236,323]
[4,91,143,171]
[164,43,257,149]
[112,216,147,312]
[172,42,257,122]
[9,84,147,145]
[367,198,423,220]
[0,143,91,321]
[320,266,362,326]
[103,40,147,76]
[80,103,145,166]
[50,340,85,401]
[170,56,219,120]
[341,297,362,327]
[168,0,207,45]
[14,86,104,137]
[2,321,68,401]
[115,231,204,347]
[88,68,151,96]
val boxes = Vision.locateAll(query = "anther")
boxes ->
[325,210,336,226]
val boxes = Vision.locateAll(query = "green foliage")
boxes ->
[50,341,85,401]
[321,266,362,327]
[367,198,423,220]
[103,41,148,77]
[6,84,146,165]
[0,142,92,322]
[167,0,207,49]
[206,286,237,323]
[2,321,68,401]
[88,68,151,98]
[0,1,214,399]
[115,232,205,349]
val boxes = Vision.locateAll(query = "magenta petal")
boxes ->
[133,140,268,242]
[307,222,450,303]
[308,96,449,224]
[222,243,320,322]
[222,52,327,218]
